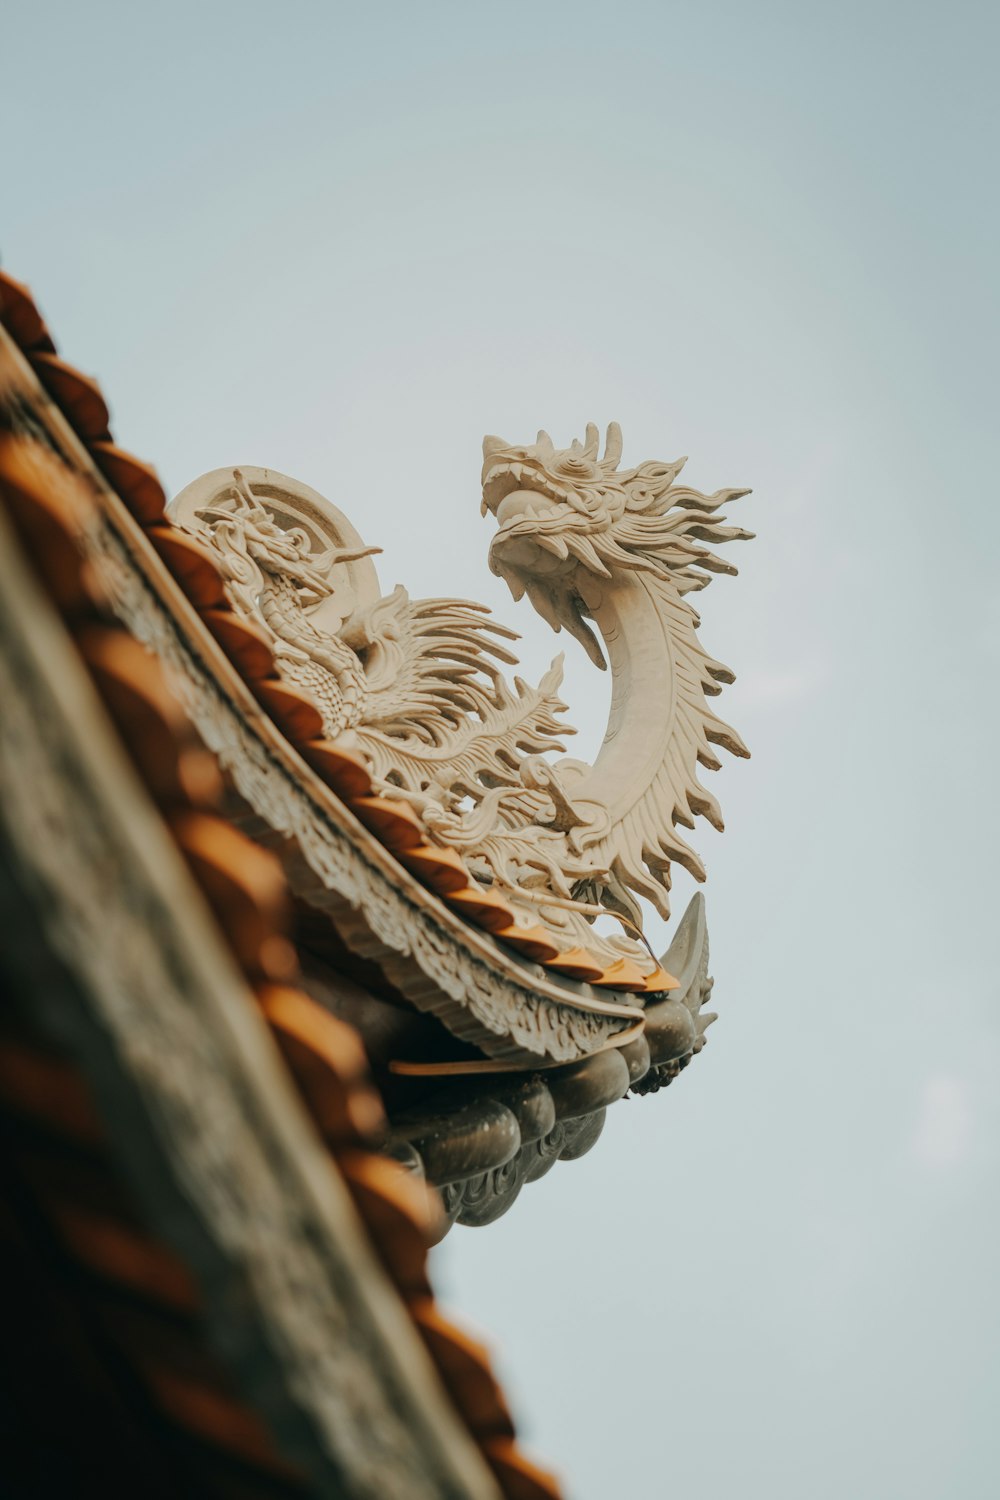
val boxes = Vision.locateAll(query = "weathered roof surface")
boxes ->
[0,280,562,1497]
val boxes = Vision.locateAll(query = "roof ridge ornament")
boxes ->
[171,426,751,970]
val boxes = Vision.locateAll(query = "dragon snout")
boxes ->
[494,488,561,527]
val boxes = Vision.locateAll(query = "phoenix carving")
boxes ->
[175,425,751,971]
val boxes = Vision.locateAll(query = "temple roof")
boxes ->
[0,270,561,1498]
[0,265,729,1492]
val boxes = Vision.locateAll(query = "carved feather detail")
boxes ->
[355,648,574,802]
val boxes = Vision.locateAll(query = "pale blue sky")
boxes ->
[5,3,999,1495]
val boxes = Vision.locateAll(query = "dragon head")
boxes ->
[482,424,753,667]
[196,470,378,621]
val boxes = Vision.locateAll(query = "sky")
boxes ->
[5,2,999,1495]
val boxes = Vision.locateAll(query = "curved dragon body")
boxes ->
[483,423,752,922]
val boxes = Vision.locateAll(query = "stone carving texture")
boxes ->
[172,426,750,969]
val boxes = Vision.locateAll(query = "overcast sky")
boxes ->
[5,3,999,1495]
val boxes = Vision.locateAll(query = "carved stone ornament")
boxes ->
[399,889,718,1232]
[170,426,750,976]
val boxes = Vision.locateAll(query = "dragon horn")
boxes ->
[582,423,600,460]
[602,422,623,468]
[231,467,259,510]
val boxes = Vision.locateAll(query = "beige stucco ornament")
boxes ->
[171,424,751,977]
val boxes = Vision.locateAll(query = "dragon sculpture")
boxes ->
[174,425,751,977]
